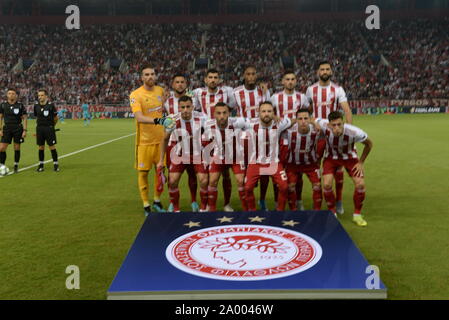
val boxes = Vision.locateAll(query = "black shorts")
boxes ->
[1,125,24,144]
[36,126,57,146]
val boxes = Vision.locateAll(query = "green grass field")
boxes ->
[0,114,448,299]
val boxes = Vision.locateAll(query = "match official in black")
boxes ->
[0,88,27,174]
[34,89,60,172]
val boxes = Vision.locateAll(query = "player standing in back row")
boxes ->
[130,65,174,216]
[164,74,199,212]
[233,65,271,211]
[306,61,353,215]
[233,65,270,118]
[270,70,310,211]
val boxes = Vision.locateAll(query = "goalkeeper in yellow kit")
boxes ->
[130,65,173,216]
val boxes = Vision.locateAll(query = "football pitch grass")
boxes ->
[0,114,448,300]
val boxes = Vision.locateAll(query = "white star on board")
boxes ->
[216,216,234,223]
[282,220,300,227]
[183,221,201,228]
[248,216,266,223]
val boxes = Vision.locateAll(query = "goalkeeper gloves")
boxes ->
[154,117,174,129]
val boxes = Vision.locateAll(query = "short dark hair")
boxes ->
[7,88,18,94]
[316,60,332,70]
[141,65,156,74]
[38,89,48,95]
[328,111,343,121]
[214,101,230,111]
[259,100,273,109]
[243,65,256,73]
[178,95,193,104]
[171,73,186,81]
[282,69,296,79]
[296,108,311,117]
[206,68,219,76]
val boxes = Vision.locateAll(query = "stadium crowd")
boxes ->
[0,17,447,105]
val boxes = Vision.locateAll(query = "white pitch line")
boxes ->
[0,132,135,177]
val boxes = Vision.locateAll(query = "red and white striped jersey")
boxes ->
[306,82,347,119]
[164,91,196,115]
[164,93,181,115]
[281,124,320,165]
[193,86,236,118]
[270,90,309,119]
[245,118,292,165]
[316,118,368,160]
[166,111,208,161]
[233,85,271,118]
[203,117,248,165]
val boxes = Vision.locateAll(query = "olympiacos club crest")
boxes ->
[166,224,322,281]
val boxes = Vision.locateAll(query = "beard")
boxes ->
[319,74,331,82]
[262,116,272,124]
[245,80,256,88]
[145,79,155,86]
[218,119,228,128]
[298,123,308,131]
[207,83,217,90]
[175,89,186,95]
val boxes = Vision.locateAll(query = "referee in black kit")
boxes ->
[0,88,27,174]
[34,89,60,172]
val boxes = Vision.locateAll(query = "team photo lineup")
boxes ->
[129,63,372,227]
[1,0,448,302]
[0,61,373,227]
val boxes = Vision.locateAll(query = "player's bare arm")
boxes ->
[134,111,172,127]
[352,138,373,178]
[157,131,172,170]
[161,86,170,105]
[133,111,160,124]
[259,82,268,95]
[340,101,353,124]
[22,114,28,138]
[309,117,322,132]
[0,114,3,137]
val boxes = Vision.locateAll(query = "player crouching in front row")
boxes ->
[204,102,248,211]
[313,111,373,227]
[281,108,322,211]
[243,101,294,211]
[157,96,209,212]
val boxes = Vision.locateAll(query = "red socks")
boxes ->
[169,188,180,211]
[199,188,208,211]
[335,170,344,202]
[312,185,322,210]
[245,187,256,211]
[353,188,366,214]
[207,186,218,211]
[323,187,336,213]
[238,187,248,211]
